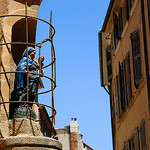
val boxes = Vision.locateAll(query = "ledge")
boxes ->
[0,136,62,150]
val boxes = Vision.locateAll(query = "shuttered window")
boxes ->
[106,45,112,82]
[133,127,140,150]
[131,29,142,88]
[113,12,120,40]
[113,12,120,54]
[125,52,132,104]
[124,140,131,150]
[126,0,131,20]
[114,76,120,122]
[140,120,147,150]
[114,53,132,121]
[126,0,135,20]
[119,8,123,37]
[123,60,128,108]
[119,63,126,112]
[147,0,150,28]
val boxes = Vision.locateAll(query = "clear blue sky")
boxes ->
[36,0,112,150]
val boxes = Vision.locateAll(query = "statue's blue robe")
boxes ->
[14,48,38,92]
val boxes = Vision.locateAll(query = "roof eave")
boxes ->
[102,0,115,31]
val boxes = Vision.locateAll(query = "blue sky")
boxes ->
[36,1,112,150]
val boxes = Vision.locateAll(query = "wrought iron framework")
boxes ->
[0,1,56,133]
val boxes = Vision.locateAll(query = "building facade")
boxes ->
[55,118,94,150]
[99,0,150,149]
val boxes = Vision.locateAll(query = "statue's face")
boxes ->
[29,50,36,59]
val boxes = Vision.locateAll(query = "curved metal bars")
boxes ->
[0,13,57,94]
[38,38,56,69]
[0,14,55,38]
[0,8,56,127]
[0,71,56,95]
[0,101,56,119]
[0,42,40,47]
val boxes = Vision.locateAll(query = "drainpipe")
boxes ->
[140,0,150,116]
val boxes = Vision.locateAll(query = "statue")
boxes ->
[10,47,44,119]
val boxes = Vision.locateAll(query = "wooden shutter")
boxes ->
[131,29,142,88]
[126,52,132,104]
[112,30,116,55]
[113,12,120,41]
[133,127,140,150]
[140,119,147,150]
[119,63,125,112]
[124,140,131,150]
[106,45,112,82]
[147,0,150,28]
[123,60,128,108]
[126,0,131,20]
[119,8,123,37]
[114,76,120,122]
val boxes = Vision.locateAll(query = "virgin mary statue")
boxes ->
[11,47,39,119]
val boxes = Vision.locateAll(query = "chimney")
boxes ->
[70,118,79,150]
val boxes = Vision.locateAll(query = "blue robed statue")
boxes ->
[10,47,41,119]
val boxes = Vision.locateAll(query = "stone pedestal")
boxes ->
[0,136,62,150]
[0,118,62,150]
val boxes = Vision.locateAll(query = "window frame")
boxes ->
[147,0,150,28]
[131,29,142,88]
[140,119,147,150]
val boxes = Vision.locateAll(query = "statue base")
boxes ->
[14,106,36,120]
[0,136,62,150]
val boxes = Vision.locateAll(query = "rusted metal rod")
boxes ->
[25,0,29,118]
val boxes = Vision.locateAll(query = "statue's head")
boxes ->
[22,47,36,59]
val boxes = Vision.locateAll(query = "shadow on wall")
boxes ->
[14,0,42,6]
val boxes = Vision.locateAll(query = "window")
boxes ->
[126,0,135,20]
[114,76,120,122]
[113,12,120,54]
[119,7,127,37]
[147,0,150,28]
[114,53,132,121]
[125,53,132,104]
[140,119,147,150]
[119,8,123,36]
[113,8,127,54]
[119,62,126,112]
[106,45,112,82]
[113,12,120,41]
[124,140,131,150]
[131,29,142,87]
[133,127,140,150]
